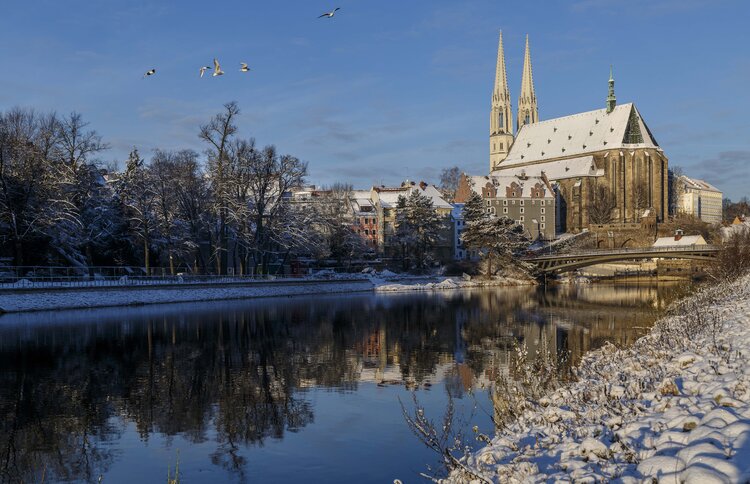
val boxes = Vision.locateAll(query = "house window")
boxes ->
[373,230,377,235]
[520,200,524,206]
[520,207,524,214]
[540,223,545,229]
[503,207,508,214]
[503,200,508,206]
[520,216,524,222]
[541,216,545,222]
[486,200,491,206]
[540,201,545,206]
[541,208,545,214]
[365,229,369,235]
[487,208,491,213]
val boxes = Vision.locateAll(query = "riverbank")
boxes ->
[0,274,533,313]
[451,273,750,483]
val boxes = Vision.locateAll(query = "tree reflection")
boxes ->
[0,283,687,482]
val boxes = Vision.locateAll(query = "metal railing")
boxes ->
[0,266,375,290]
[527,245,721,261]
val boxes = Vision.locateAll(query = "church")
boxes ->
[487,32,669,233]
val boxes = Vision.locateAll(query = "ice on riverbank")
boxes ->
[449,273,750,483]
[375,277,534,293]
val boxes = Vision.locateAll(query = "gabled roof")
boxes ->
[653,234,707,247]
[679,176,721,193]
[462,174,554,199]
[498,103,659,168]
[374,182,452,209]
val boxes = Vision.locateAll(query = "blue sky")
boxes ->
[1,0,748,199]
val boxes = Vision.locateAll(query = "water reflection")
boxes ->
[0,283,686,483]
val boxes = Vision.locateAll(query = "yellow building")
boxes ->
[677,176,723,224]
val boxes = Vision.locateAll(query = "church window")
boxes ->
[498,112,504,128]
[493,143,496,151]
[499,142,504,150]
[525,113,530,125]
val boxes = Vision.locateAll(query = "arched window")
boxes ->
[498,112,504,128]
[524,112,530,125]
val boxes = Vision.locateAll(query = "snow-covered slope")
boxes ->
[451,274,750,483]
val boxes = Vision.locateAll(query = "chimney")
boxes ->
[419,181,427,190]
[674,229,684,241]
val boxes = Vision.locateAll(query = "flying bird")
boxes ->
[319,7,340,18]
[212,58,224,77]
[199,66,212,78]
[240,63,250,73]
[143,68,156,78]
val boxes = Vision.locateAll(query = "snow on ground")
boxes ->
[0,273,530,313]
[449,273,750,483]
[0,280,374,313]
[374,277,534,293]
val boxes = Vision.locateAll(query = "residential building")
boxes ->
[370,181,454,263]
[350,190,379,250]
[676,176,723,224]
[455,173,556,240]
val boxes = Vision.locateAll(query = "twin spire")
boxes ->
[489,31,538,171]
[490,32,538,138]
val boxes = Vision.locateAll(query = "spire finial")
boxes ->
[606,65,616,114]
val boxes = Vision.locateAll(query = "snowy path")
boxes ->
[0,276,532,313]
[452,274,750,483]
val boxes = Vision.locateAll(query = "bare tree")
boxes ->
[439,166,462,203]
[588,184,617,224]
[200,102,240,274]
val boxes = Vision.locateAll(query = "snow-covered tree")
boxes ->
[589,184,617,224]
[462,211,529,278]
[115,149,159,273]
[200,102,240,275]
[439,166,462,202]
[395,190,443,271]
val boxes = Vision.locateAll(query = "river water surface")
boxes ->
[0,283,688,483]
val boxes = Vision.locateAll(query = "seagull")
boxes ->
[199,66,212,78]
[240,62,250,73]
[319,7,340,18]
[212,58,224,77]
[143,68,156,78]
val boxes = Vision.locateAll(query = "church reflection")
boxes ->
[0,283,685,483]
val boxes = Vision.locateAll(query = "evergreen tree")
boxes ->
[395,190,443,271]
[462,192,529,278]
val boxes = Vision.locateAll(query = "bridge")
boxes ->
[525,245,721,274]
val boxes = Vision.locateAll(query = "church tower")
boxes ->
[606,65,617,113]
[489,31,514,172]
[517,34,538,132]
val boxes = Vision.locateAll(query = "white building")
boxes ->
[677,176,722,224]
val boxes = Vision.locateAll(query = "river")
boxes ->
[0,283,689,483]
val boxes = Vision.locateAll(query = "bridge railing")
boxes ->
[526,245,721,261]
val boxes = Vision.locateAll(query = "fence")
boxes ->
[0,265,372,290]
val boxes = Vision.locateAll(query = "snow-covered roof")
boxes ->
[653,235,707,247]
[375,182,452,210]
[493,155,603,181]
[679,176,721,193]
[463,174,554,198]
[498,103,659,168]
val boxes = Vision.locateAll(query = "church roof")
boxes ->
[493,155,603,181]
[498,103,659,168]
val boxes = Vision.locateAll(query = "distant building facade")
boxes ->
[455,173,556,240]
[676,176,722,224]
